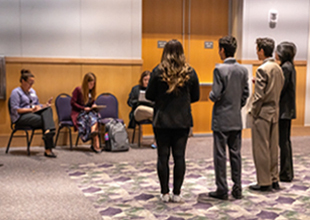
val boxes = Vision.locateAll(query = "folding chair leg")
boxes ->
[138,124,142,147]
[132,126,136,144]
[98,124,102,149]
[6,131,16,153]
[68,127,73,150]
[54,127,61,148]
[75,134,79,148]
[25,131,30,156]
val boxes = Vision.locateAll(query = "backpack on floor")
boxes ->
[104,119,130,152]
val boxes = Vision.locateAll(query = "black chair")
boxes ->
[6,98,41,155]
[54,93,77,150]
[132,119,152,147]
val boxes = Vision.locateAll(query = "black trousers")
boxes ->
[213,130,242,194]
[279,119,294,181]
[15,107,56,150]
[154,128,189,195]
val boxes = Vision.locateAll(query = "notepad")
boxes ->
[138,90,153,104]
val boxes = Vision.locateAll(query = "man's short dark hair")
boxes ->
[256,38,275,57]
[219,36,237,57]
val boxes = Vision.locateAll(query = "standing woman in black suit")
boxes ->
[275,41,297,182]
[146,39,200,203]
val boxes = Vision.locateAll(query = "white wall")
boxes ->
[239,0,310,126]
[241,0,309,60]
[305,2,310,126]
[0,0,142,59]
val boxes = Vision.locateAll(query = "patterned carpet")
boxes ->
[65,153,310,220]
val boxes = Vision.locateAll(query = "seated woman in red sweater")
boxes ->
[71,72,101,153]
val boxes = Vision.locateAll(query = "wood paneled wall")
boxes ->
[0,58,142,147]
[1,1,308,148]
[142,0,229,135]
[142,0,308,136]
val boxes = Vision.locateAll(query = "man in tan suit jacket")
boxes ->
[249,38,284,191]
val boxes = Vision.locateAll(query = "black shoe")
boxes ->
[272,182,280,190]
[280,178,292,182]
[231,190,242,199]
[208,191,228,200]
[249,184,272,192]
[90,145,101,153]
[44,151,57,158]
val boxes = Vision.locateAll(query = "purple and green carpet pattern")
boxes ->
[65,154,310,220]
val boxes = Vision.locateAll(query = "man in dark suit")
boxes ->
[249,38,284,191]
[208,36,249,200]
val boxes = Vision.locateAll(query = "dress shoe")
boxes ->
[280,178,292,183]
[231,190,242,199]
[44,151,57,158]
[208,191,228,200]
[249,184,272,192]
[90,145,101,153]
[272,182,280,190]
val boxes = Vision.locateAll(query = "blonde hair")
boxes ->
[159,39,191,93]
[81,72,96,104]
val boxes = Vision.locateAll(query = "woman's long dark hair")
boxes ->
[276,41,296,65]
[138,70,151,87]
[81,72,96,103]
[159,39,191,93]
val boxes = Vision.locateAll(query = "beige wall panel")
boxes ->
[293,65,306,126]
[192,101,213,134]
[189,0,229,36]
[142,0,183,71]
[0,64,22,135]
[142,0,183,35]
[187,36,223,83]
[188,0,228,82]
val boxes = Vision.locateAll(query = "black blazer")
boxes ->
[279,61,296,119]
[146,65,200,129]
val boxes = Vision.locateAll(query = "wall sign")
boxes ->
[157,41,167,48]
[204,41,213,49]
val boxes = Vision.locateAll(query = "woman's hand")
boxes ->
[32,105,42,112]
[84,107,91,112]
[45,97,53,107]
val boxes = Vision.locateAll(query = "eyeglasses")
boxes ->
[26,80,34,86]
